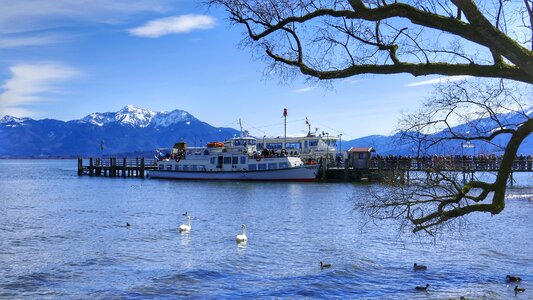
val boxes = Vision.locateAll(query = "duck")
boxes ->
[126,222,131,227]
[506,275,522,282]
[182,211,188,216]
[179,216,191,232]
[415,284,429,291]
[320,261,331,269]
[413,263,427,271]
[236,224,248,243]
[514,285,526,293]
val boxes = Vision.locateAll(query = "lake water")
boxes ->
[0,159,532,299]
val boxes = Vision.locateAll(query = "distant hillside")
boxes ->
[343,110,532,155]
[0,105,239,157]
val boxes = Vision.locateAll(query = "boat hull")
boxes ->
[149,165,318,182]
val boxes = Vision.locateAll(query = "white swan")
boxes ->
[179,215,191,232]
[236,224,247,243]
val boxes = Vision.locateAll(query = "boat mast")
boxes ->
[306,118,311,137]
[239,118,243,137]
[283,108,287,150]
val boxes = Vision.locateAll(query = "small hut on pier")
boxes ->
[348,147,376,169]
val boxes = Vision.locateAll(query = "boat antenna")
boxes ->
[239,118,243,137]
[283,108,288,150]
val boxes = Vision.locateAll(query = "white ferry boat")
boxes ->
[150,135,319,181]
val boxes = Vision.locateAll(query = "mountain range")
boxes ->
[0,105,239,157]
[0,105,531,157]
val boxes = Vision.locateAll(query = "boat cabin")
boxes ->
[256,134,338,159]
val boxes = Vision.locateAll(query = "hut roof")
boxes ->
[348,147,375,153]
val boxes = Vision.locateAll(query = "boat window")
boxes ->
[159,164,164,170]
[204,149,209,155]
[223,157,232,164]
[258,163,267,170]
[240,156,246,164]
[210,157,216,165]
[266,143,283,150]
[232,156,238,164]
[248,164,257,170]
[191,165,197,171]
[167,164,172,170]
[175,165,180,171]
[257,143,264,150]
[182,165,189,171]
[286,142,301,149]
[268,163,277,169]
[325,139,336,146]
[279,162,288,168]
[359,153,365,159]
[309,140,318,147]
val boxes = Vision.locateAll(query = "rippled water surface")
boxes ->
[0,160,532,299]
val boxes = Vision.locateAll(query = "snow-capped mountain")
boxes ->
[0,115,31,124]
[81,105,193,128]
[0,106,239,157]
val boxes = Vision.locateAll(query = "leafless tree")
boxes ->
[210,0,533,233]
[210,0,533,83]
[361,79,531,234]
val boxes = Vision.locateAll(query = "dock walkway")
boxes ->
[77,157,157,178]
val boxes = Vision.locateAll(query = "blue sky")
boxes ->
[0,0,466,139]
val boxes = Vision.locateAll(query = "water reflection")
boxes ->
[179,232,191,247]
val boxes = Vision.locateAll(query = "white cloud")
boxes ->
[291,86,315,93]
[129,15,216,38]
[405,75,472,87]
[0,63,80,117]
[0,34,63,48]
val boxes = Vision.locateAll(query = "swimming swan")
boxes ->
[179,216,191,232]
[236,224,247,243]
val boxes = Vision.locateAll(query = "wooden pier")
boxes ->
[77,157,157,178]
[320,155,533,183]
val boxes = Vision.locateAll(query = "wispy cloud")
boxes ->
[0,63,80,117]
[129,15,216,38]
[0,0,177,48]
[405,75,471,87]
[0,34,63,48]
[291,86,315,93]
[0,0,173,34]
[342,78,359,84]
